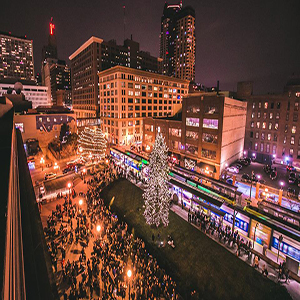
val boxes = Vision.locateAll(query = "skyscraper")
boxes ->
[0,31,35,82]
[160,2,196,82]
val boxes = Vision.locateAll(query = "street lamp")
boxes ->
[127,269,132,299]
[40,157,45,171]
[79,199,83,206]
[67,182,72,201]
[280,181,284,189]
[83,168,86,182]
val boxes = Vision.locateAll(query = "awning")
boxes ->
[198,162,216,173]
[170,178,224,207]
[196,201,226,217]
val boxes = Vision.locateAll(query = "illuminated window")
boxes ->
[203,119,218,129]
[258,102,262,109]
[292,126,296,134]
[256,122,260,129]
[268,123,272,130]
[273,145,276,154]
[266,144,270,153]
[264,102,268,109]
[291,136,295,145]
[262,122,266,129]
[283,136,287,144]
[250,121,254,128]
[267,134,271,141]
[269,113,273,119]
[290,148,294,157]
[261,133,265,140]
[201,148,216,160]
[260,143,264,152]
[251,112,255,118]
[275,123,279,130]
[186,117,199,127]
[257,112,261,118]
[254,143,258,150]
[274,134,278,142]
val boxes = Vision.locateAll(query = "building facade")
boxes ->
[143,93,247,178]
[41,17,58,61]
[0,83,49,108]
[244,87,300,166]
[160,2,196,81]
[0,32,34,82]
[98,66,189,146]
[69,36,162,118]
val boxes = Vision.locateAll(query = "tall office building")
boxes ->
[69,36,162,118]
[160,2,196,82]
[0,31,34,82]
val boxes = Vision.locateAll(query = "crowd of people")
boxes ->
[43,160,179,299]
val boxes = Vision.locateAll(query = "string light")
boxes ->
[78,126,107,159]
[143,132,171,227]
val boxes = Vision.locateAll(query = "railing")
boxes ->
[2,126,26,300]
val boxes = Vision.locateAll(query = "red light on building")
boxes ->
[50,22,55,35]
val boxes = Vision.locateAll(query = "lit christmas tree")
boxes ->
[143,132,171,227]
[78,126,107,159]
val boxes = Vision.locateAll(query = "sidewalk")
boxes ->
[170,204,300,300]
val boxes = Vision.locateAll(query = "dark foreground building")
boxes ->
[0,96,57,299]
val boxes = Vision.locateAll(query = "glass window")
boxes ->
[258,102,262,108]
[273,145,276,154]
[186,118,199,127]
[269,113,273,119]
[202,132,218,144]
[261,133,265,140]
[274,134,278,142]
[256,122,260,129]
[187,105,200,114]
[267,134,271,141]
[203,119,218,129]
[262,122,266,129]
[276,112,280,119]
[254,143,258,150]
[285,124,288,133]
[264,102,268,109]
[255,132,259,139]
[250,131,254,138]
[186,131,199,140]
[284,136,287,144]
[286,113,289,121]
[250,121,254,128]
[291,137,295,145]
[295,101,299,111]
[201,148,216,160]
[277,102,281,109]
[292,126,296,134]
[186,144,198,155]
[263,112,267,119]
[252,102,256,109]
[204,105,219,114]
[251,112,255,118]
[275,123,279,130]
[257,112,261,118]
[271,102,274,109]
[260,143,264,152]
[266,144,270,153]
[170,140,182,151]
[293,113,298,122]
[169,128,181,137]
[268,123,272,130]
[290,148,294,157]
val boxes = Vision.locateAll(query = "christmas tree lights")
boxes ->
[143,132,171,227]
[78,126,107,159]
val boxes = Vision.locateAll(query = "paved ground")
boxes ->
[234,161,300,195]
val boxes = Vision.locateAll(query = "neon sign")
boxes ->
[50,22,55,35]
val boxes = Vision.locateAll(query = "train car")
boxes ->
[271,231,300,263]
[220,204,250,236]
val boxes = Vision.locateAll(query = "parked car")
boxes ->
[44,172,56,180]
[270,171,277,180]
[287,187,298,199]
[226,166,239,174]
[241,173,250,183]
[226,178,233,185]
[289,172,297,184]
[63,165,75,174]
[235,164,243,170]
[287,165,296,172]
[263,164,272,174]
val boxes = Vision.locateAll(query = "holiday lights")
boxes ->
[78,126,107,159]
[143,133,171,227]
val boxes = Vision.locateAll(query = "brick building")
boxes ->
[143,93,247,178]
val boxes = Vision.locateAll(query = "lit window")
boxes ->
[291,137,295,145]
[292,126,296,134]
[264,102,268,109]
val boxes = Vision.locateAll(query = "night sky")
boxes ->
[1,0,300,94]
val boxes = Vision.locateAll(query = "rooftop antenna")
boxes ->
[123,5,126,41]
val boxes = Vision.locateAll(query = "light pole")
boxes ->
[67,182,72,201]
[127,269,132,300]
[249,171,255,204]
[253,222,259,249]
[79,199,83,213]
[277,234,283,262]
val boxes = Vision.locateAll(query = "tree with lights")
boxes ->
[78,126,107,159]
[143,132,171,227]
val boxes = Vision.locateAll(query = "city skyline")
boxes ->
[1,0,299,94]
